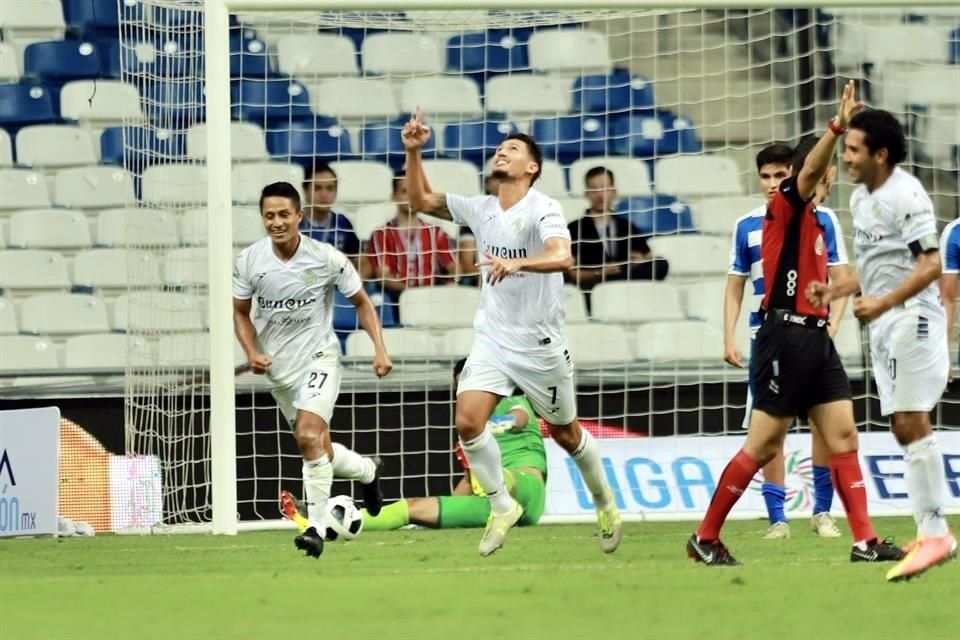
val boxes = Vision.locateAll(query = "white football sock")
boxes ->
[330,442,376,484]
[571,428,613,510]
[903,434,949,538]
[302,454,333,531]
[460,428,513,513]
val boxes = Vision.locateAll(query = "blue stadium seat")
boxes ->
[608,114,701,157]
[531,115,607,164]
[23,40,102,86]
[333,287,397,350]
[659,113,702,154]
[950,27,960,65]
[266,118,352,168]
[231,78,312,124]
[616,194,696,236]
[0,85,59,130]
[361,116,438,170]
[100,126,185,172]
[230,34,270,77]
[63,0,140,38]
[446,30,529,84]
[144,80,206,125]
[572,70,655,116]
[442,119,517,168]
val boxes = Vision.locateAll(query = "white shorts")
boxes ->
[271,358,342,428]
[457,336,577,425]
[870,308,948,417]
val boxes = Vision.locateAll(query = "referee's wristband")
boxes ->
[827,118,847,136]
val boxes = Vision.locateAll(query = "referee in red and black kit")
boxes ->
[687,81,904,566]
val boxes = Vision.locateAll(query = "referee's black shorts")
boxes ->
[750,309,852,419]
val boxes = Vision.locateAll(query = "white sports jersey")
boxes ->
[850,167,941,317]
[446,188,570,353]
[233,235,363,388]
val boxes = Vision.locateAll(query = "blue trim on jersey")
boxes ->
[944,219,960,273]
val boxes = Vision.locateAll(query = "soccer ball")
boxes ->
[323,495,363,541]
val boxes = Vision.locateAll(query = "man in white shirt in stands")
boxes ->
[401,107,623,557]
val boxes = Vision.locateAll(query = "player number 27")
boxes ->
[307,372,328,389]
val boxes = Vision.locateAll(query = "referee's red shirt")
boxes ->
[367,218,455,286]
[761,176,830,319]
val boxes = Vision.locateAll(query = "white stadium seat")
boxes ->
[64,334,153,370]
[0,336,58,373]
[537,160,569,198]
[568,158,653,197]
[20,293,110,335]
[917,114,960,170]
[485,75,571,116]
[0,250,70,291]
[422,159,480,196]
[655,155,744,198]
[141,163,209,206]
[0,297,17,334]
[232,162,304,205]
[153,333,225,368]
[16,125,98,168]
[882,65,960,112]
[361,33,444,76]
[7,209,92,250]
[441,327,475,357]
[345,328,437,358]
[186,122,268,161]
[163,247,209,287]
[96,208,180,248]
[0,0,65,44]
[591,281,685,323]
[564,285,589,323]
[277,34,359,79]
[398,286,480,329]
[556,198,587,224]
[648,235,730,277]
[676,278,729,327]
[309,78,400,120]
[0,43,21,82]
[54,166,135,209]
[329,161,393,204]
[0,128,13,167]
[113,292,205,333]
[528,30,613,75]
[835,24,954,70]
[181,206,266,246]
[401,77,482,118]
[0,169,51,210]
[59,80,144,126]
[632,320,724,363]
[73,248,163,290]
[692,196,764,235]
[350,204,396,241]
[565,323,631,367]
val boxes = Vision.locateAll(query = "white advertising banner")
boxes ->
[545,432,960,520]
[0,407,60,537]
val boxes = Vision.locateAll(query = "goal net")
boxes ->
[119,1,960,530]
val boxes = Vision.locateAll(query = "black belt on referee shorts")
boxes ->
[762,308,828,330]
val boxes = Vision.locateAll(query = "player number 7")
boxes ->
[548,385,557,405]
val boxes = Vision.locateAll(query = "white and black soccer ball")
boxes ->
[323,495,363,541]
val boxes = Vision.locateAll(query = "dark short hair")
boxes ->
[584,166,615,185]
[392,169,406,195]
[755,144,794,171]
[848,109,907,166]
[500,132,543,184]
[304,160,338,187]
[453,357,467,378]
[791,135,820,175]
[259,181,301,212]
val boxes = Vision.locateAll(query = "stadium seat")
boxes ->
[446,30,529,80]
[16,125,98,168]
[0,1,66,46]
[350,203,396,241]
[568,158,652,197]
[153,333,246,368]
[345,327,437,358]
[23,40,101,86]
[556,197,588,223]
[591,281,684,323]
[361,117,438,170]
[163,247,208,287]
[485,74,571,116]
[0,84,58,128]
[96,207,180,248]
[564,285,589,322]
[400,76,483,119]
[60,80,144,126]
[99,125,184,171]
[659,114,702,155]
[99,38,181,79]
[361,33,444,76]
[422,159,481,196]
[0,169,52,210]
[332,288,397,334]
[7,209,93,250]
[398,287,480,329]
[54,166,136,208]
[951,27,960,65]
[142,79,206,125]
[0,250,71,291]
[532,115,608,164]
[0,129,13,167]
[276,33,359,79]
[572,70,655,116]
[21,293,110,335]
[692,196,764,235]
[231,162,304,205]
[63,0,137,37]
[185,122,267,162]
[180,206,266,247]
[675,278,728,326]
[655,155,744,198]
[916,113,960,170]
[0,336,59,373]
[537,159,569,198]
[141,163,209,206]
[565,323,631,367]
[231,78,312,124]
[528,29,612,75]
[266,119,352,167]
[63,334,151,371]
[308,78,400,121]
[0,297,17,334]
[648,235,730,277]
[441,326,475,357]
[442,119,518,168]
[113,292,205,333]
[73,248,163,290]
[229,34,270,78]
[632,320,724,363]
[615,195,696,236]
[329,161,394,204]
[0,44,22,82]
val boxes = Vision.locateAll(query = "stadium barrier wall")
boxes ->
[0,407,60,537]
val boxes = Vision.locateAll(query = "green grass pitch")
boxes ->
[1,516,956,640]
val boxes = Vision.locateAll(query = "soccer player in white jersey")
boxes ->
[807,109,957,581]
[401,106,622,557]
[233,181,393,560]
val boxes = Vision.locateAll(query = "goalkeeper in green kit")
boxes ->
[281,358,547,531]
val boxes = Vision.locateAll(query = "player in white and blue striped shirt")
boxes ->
[723,143,850,540]
[939,217,960,381]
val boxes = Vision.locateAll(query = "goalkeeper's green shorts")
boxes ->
[436,468,545,529]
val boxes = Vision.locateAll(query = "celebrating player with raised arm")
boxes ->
[401,106,622,557]
[807,109,957,581]
[233,181,393,560]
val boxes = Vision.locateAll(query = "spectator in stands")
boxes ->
[366,171,457,305]
[567,166,669,291]
[301,162,361,268]
[457,174,500,287]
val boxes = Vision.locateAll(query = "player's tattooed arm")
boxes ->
[401,105,454,221]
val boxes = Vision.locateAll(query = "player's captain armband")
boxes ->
[486,414,517,435]
[537,208,571,241]
[908,233,939,257]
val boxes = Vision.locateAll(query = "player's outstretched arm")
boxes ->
[797,80,863,200]
[349,289,393,378]
[233,297,271,373]
[723,275,747,368]
[402,105,452,221]
[478,236,573,285]
[940,272,957,382]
